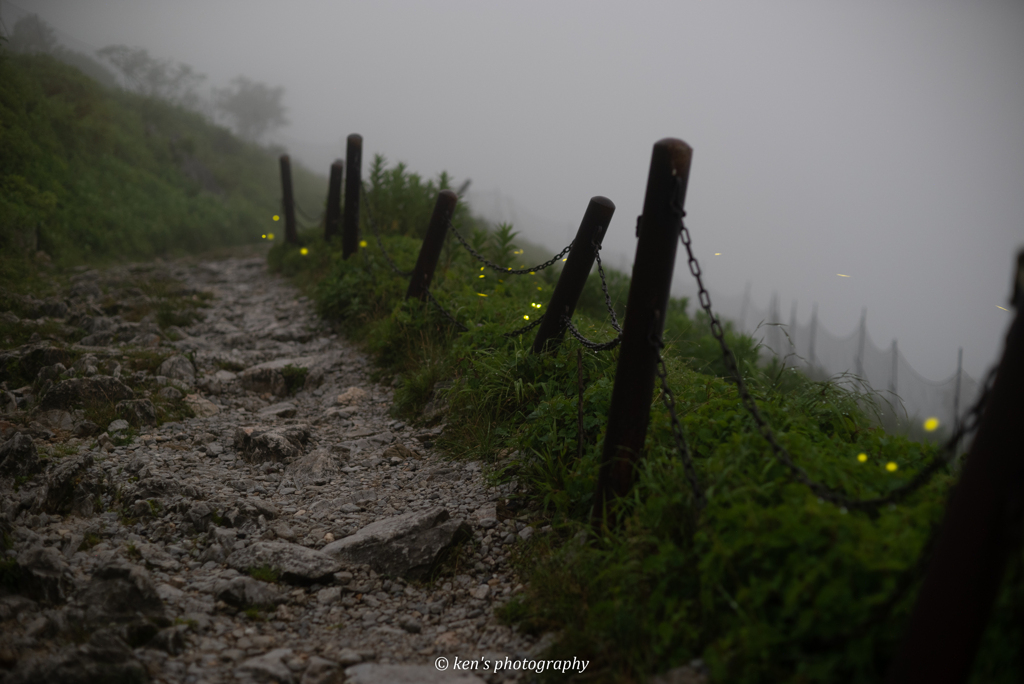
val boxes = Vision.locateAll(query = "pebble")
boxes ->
[0,257,543,683]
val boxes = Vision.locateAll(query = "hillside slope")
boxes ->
[0,49,324,271]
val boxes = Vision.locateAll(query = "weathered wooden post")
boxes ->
[324,159,343,242]
[886,250,1024,684]
[592,138,692,524]
[279,154,298,245]
[406,190,458,301]
[343,134,362,259]
[531,196,615,353]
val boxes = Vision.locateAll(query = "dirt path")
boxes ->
[0,256,543,684]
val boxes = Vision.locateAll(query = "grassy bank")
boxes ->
[0,48,323,280]
[271,158,1022,683]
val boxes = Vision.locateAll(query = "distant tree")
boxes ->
[8,15,117,88]
[97,44,205,108]
[214,76,288,142]
[8,14,58,55]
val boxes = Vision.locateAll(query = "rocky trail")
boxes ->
[0,256,546,684]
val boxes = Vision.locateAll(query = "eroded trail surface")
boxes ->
[0,257,540,684]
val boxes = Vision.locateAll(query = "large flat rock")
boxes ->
[321,507,471,580]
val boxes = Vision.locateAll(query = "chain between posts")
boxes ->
[559,240,624,351]
[423,288,468,332]
[652,333,706,509]
[593,239,623,335]
[360,183,413,277]
[294,201,324,225]
[668,176,997,512]
[447,220,572,275]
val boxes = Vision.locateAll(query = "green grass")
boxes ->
[0,49,325,270]
[270,157,1023,683]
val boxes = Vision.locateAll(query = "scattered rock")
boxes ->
[322,507,471,580]
[37,375,134,411]
[184,393,220,417]
[35,409,75,431]
[79,560,168,645]
[225,541,344,584]
[237,647,295,684]
[156,354,196,385]
[14,545,70,605]
[286,446,350,485]
[0,433,41,477]
[156,385,183,400]
[116,398,157,426]
[42,452,95,515]
[260,401,297,418]
[241,367,288,397]
[335,386,368,406]
[215,576,284,609]
[234,425,309,463]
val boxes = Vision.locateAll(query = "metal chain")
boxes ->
[294,201,324,225]
[652,333,706,509]
[360,183,414,277]
[563,315,622,351]
[668,176,998,512]
[447,220,572,275]
[593,239,623,334]
[503,314,546,338]
[423,288,468,332]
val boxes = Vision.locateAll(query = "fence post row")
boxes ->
[343,134,362,260]
[886,249,1024,684]
[324,159,343,242]
[406,190,459,302]
[279,154,298,245]
[592,138,693,523]
[532,196,616,353]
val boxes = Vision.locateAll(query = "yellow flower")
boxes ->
[477,293,488,297]
[267,233,275,240]
[857,453,867,463]
[523,315,529,320]
[272,215,280,221]
[923,417,939,432]
[359,240,368,248]
[886,462,898,472]
[300,248,309,255]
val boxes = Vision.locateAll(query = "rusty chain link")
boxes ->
[593,239,623,335]
[423,288,468,332]
[668,176,997,512]
[563,316,622,351]
[652,332,706,509]
[558,240,624,351]
[447,220,572,275]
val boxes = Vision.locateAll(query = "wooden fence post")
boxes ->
[279,154,298,245]
[343,134,362,260]
[406,190,458,301]
[531,196,616,353]
[886,250,1024,684]
[591,138,692,524]
[325,159,343,242]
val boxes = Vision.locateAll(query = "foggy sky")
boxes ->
[8,0,1023,382]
